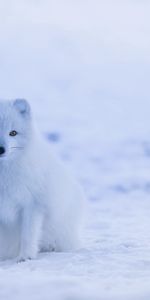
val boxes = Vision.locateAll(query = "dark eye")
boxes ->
[9,130,18,137]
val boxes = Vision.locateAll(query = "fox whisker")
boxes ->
[11,147,24,149]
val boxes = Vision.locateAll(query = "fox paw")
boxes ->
[16,254,36,263]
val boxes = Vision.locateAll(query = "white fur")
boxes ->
[0,99,85,261]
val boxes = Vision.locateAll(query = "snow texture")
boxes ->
[0,0,150,299]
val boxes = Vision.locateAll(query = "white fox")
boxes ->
[0,99,84,262]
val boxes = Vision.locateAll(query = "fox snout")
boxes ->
[0,146,5,156]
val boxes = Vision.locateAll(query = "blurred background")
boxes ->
[1,1,150,299]
[0,0,150,199]
[0,0,150,138]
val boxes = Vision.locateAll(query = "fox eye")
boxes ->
[9,130,18,137]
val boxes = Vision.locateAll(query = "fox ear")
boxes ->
[13,99,31,118]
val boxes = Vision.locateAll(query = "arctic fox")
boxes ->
[0,99,84,262]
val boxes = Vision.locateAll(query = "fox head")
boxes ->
[0,99,32,160]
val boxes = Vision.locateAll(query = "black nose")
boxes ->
[0,147,5,155]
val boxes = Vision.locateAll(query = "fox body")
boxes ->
[0,99,84,261]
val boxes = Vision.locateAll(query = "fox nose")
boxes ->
[0,147,5,155]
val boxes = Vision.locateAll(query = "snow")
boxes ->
[0,0,150,299]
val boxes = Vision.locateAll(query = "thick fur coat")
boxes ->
[0,99,84,261]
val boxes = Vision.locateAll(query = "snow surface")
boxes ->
[0,0,150,299]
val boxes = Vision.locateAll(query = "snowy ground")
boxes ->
[1,131,150,299]
[0,0,150,299]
